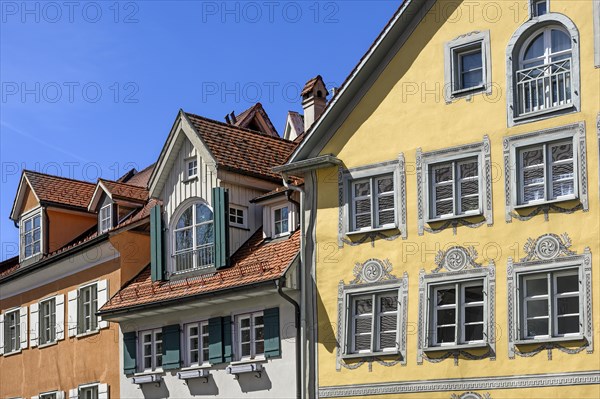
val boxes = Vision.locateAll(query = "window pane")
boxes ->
[380,314,397,331]
[434,166,452,183]
[437,308,456,325]
[436,326,455,344]
[436,288,456,306]
[255,340,264,355]
[464,324,484,341]
[551,143,573,162]
[557,297,579,315]
[241,318,250,328]
[177,207,193,228]
[551,29,571,53]
[175,229,193,251]
[535,1,547,16]
[355,298,372,315]
[465,306,484,323]
[196,224,214,246]
[380,296,397,312]
[355,318,372,334]
[525,277,548,296]
[196,204,213,223]
[522,147,544,168]
[461,70,483,89]
[527,299,548,317]
[354,181,370,197]
[379,332,396,350]
[460,195,479,213]
[242,343,251,357]
[556,274,578,294]
[355,198,371,214]
[354,334,371,351]
[241,329,251,342]
[527,318,549,336]
[461,50,482,72]
[377,177,393,193]
[524,33,544,60]
[557,316,579,335]
[464,285,483,303]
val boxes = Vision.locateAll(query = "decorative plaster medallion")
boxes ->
[350,259,396,284]
[521,233,576,262]
[433,246,481,273]
[535,235,561,260]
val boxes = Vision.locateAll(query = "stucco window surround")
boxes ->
[417,246,496,365]
[338,155,407,247]
[595,1,600,68]
[507,233,593,359]
[167,197,215,277]
[416,136,492,236]
[506,13,581,127]
[503,122,588,223]
[336,259,408,370]
[444,30,492,103]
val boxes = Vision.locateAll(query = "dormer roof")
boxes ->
[88,179,149,212]
[301,75,329,97]
[232,103,279,137]
[10,170,96,221]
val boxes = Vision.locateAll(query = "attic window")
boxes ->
[99,204,112,233]
[272,205,290,238]
[186,158,198,180]
[21,211,41,259]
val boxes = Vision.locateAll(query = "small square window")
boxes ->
[99,204,112,233]
[39,297,56,345]
[272,205,290,237]
[444,31,491,101]
[186,158,198,180]
[3,309,20,354]
[235,311,264,360]
[79,385,99,399]
[532,0,548,17]
[229,205,247,229]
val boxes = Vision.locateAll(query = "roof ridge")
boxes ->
[99,178,149,190]
[24,169,96,186]
[184,111,295,144]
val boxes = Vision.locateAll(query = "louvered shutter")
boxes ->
[30,303,39,347]
[68,290,78,337]
[208,317,223,364]
[55,294,65,341]
[68,388,78,399]
[0,313,4,355]
[212,187,230,269]
[97,280,109,329]
[98,383,109,399]
[263,307,281,358]
[123,332,137,374]
[222,316,232,362]
[20,306,28,349]
[150,205,164,281]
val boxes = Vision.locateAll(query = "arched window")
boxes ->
[517,26,572,116]
[172,201,214,273]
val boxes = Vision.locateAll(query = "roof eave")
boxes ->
[273,154,341,175]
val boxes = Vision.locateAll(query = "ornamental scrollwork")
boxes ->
[350,259,396,284]
[432,246,481,273]
[520,233,575,262]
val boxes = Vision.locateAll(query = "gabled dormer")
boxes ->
[9,171,97,264]
[251,186,301,240]
[88,179,149,234]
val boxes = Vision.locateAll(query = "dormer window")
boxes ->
[172,202,214,274]
[21,211,41,259]
[186,158,198,180]
[99,204,112,233]
[272,205,290,238]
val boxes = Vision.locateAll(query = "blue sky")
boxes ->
[0,0,400,260]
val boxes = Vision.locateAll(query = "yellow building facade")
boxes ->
[281,0,600,397]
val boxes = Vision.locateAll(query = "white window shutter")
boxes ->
[68,289,78,337]
[0,313,4,355]
[97,280,109,329]
[99,383,109,399]
[20,306,28,349]
[30,303,39,347]
[68,389,78,399]
[31,396,39,399]
[56,391,65,399]
[55,294,65,341]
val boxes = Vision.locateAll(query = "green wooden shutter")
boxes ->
[208,317,224,364]
[162,324,181,370]
[150,205,164,281]
[123,332,137,374]
[263,307,281,358]
[222,316,233,362]
[212,187,230,269]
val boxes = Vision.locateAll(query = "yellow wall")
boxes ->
[0,230,149,398]
[314,0,599,396]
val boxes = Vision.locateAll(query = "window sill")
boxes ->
[229,356,266,366]
[2,349,22,357]
[181,363,212,371]
[426,211,483,224]
[341,350,400,360]
[37,340,58,349]
[131,372,163,385]
[513,196,579,210]
[449,84,486,98]
[183,176,198,184]
[346,225,398,237]
[514,335,586,346]
[513,103,575,124]
[133,369,164,377]
[272,232,291,239]
[76,329,100,339]
[423,342,489,352]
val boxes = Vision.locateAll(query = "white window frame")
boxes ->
[518,268,582,340]
[429,279,486,347]
[185,157,198,180]
[428,156,482,221]
[39,297,56,345]
[20,209,42,260]
[531,0,549,17]
[229,204,248,229]
[78,283,98,334]
[3,308,20,354]
[271,205,290,238]
[39,392,60,399]
[349,173,397,233]
[444,30,492,102]
[99,204,112,234]
[139,329,162,372]
[503,122,587,222]
[234,311,265,361]
[348,290,400,355]
[184,321,209,367]
[78,384,99,399]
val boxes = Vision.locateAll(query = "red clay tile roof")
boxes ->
[301,75,329,97]
[100,229,300,313]
[233,103,279,137]
[120,163,154,188]
[185,112,297,182]
[0,256,19,278]
[24,170,96,210]
[99,179,149,203]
